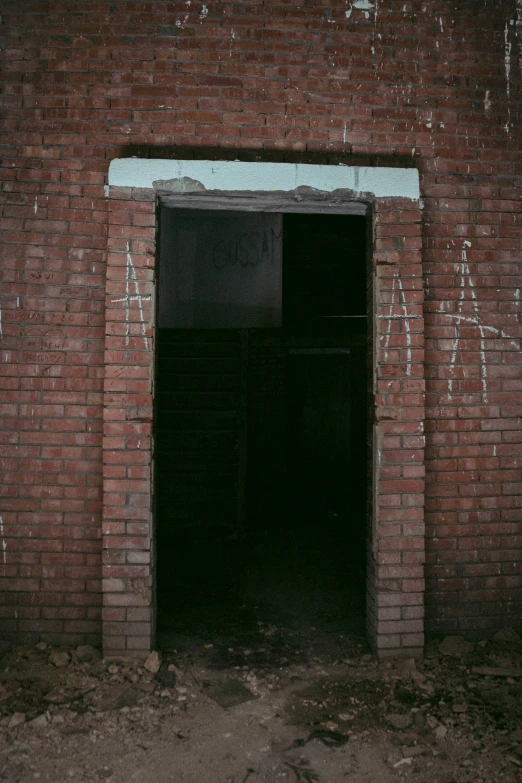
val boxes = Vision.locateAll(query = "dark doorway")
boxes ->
[154,207,368,661]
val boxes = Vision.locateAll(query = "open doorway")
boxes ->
[154,206,369,661]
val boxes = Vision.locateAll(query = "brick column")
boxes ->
[102,188,156,655]
[367,198,426,658]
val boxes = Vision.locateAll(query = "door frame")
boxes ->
[102,159,425,658]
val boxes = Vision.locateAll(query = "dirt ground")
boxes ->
[0,625,521,783]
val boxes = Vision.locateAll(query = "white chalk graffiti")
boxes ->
[444,242,519,402]
[0,516,6,568]
[504,20,513,132]
[111,243,151,350]
[379,275,413,375]
[515,0,522,76]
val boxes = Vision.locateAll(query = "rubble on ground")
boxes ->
[0,628,520,782]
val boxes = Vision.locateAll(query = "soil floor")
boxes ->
[0,618,521,783]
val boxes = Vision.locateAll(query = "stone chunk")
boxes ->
[8,712,26,729]
[29,714,48,728]
[90,684,139,712]
[493,627,520,643]
[74,645,100,663]
[385,713,413,730]
[144,650,161,674]
[438,636,474,658]
[49,650,70,668]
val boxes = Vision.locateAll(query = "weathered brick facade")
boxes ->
[1,0,521,653]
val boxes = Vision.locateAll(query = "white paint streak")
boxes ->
[382,277,395,363]
[397,277,412,375]
[34,198,38,214]
[0,516,6,567]
[448,260,466,391]
[380,275,413,374]
[104,185,109,197]
[199,4,208,19]
[439,16,443,31]
[111,243,151,350]
[448,242,491,401]
[346,0,374,17]
[484,89,491,113]
[504,21,512,133]
[505,21,512,97]
[517,0,522,75]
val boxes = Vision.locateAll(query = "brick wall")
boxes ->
[1,0,521,647]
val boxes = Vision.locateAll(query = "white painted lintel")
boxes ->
[108,159,420,201]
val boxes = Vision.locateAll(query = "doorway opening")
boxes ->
[154,206,369,662]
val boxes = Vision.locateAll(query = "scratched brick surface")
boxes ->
[0,0,521,649]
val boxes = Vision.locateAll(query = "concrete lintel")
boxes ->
[108,159,420,201]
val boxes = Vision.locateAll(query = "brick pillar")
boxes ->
[102,188,156,656]
[367,198,426,658]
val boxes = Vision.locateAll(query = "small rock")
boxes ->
[394,658,416,679]
[90,684,139,711]
[385,713,413,730]
[402,746,426,758]
[393,757,412,768]
[35,642,47,651]
[434,724,447,740]
[413,712,426,728]
[144,650,160,674]
[75,645,100,663]
[156,662,176,687]
[49,650,70,668]
[438,636,474,658]
[452,703,468,713]
[8,712,26,729]
[44,687,73,704]
[29,714,48,729]
[493,627,520,643]
[137,680,155,694]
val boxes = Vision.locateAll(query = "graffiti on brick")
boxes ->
[110,243,151,350]
[27,272,54,281]
[22,352,62,365]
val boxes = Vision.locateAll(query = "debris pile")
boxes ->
[0,628,520,782]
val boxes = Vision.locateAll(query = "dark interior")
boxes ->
[154,211,369,659]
